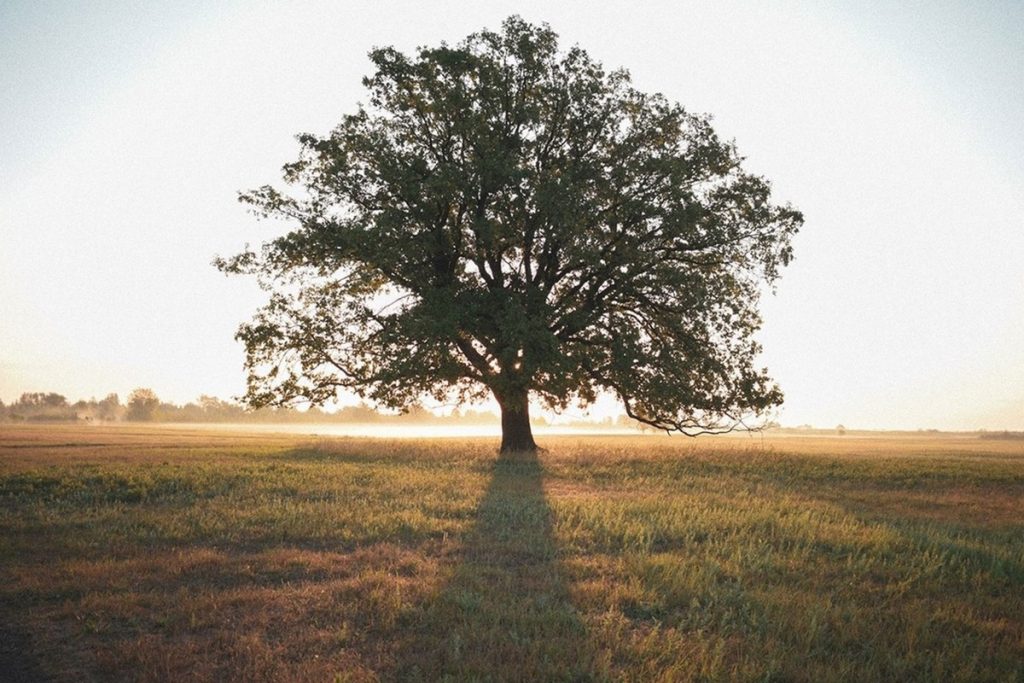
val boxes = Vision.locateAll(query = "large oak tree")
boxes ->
[217,17,802,453]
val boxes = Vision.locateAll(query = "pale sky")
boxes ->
[1,0,1022,430]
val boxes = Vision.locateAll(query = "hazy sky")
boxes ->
[2,0,1022,430]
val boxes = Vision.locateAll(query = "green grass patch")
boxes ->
[0,425,1021,681]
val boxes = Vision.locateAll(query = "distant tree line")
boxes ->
[0,392,122,422]
[0,388,560,426]
[0,388,661,429]
[5,395,1011,435]
[978,430,1024,441]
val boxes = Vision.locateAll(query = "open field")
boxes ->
[1,424,1022,681]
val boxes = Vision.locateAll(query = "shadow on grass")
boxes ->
[0,622,51,683]
[390,450,594,681]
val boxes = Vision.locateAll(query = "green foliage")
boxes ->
[218,17,802,435]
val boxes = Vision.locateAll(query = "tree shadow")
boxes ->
[390,450,595,681]
[0,621,51,683]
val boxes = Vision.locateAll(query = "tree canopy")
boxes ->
[125,388,160,422]
[217,17,802,452]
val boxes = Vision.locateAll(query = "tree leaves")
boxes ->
[219,16,802,433]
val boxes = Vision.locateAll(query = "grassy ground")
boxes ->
[1,424,1022,682]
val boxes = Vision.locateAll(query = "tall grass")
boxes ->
[1,425,1021,681]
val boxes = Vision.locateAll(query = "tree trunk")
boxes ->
[497,388,537,454]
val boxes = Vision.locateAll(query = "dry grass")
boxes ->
[1,424,1022,681]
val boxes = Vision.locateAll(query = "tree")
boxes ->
[125,388,160,422]
[10,392,73,421]
[217,17,802,453]
[96,393,122,421]
[16,392,68,409]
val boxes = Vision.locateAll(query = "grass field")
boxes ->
[1,424,1022,681]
